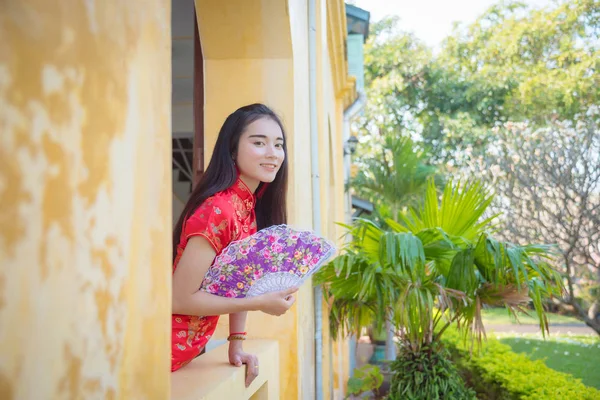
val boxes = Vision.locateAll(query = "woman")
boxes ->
[171,103,297,387]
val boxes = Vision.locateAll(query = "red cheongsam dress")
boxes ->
[171,178,258,372]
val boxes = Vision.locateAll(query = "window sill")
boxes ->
[171,339,279,400]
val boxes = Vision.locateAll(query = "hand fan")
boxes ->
[199,225,336,298]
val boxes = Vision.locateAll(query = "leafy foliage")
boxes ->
[346,364,384,398]
[463,108,600,334]
[349,134,438,216]
[387,344,476,400]
[443,327,600,399]
[500,335,600,390]
[359,0,600,161]
[440,0,600,124]
[315,179,563,349]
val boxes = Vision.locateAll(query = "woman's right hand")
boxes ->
[253,287,298,316]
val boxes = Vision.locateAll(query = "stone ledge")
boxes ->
[171,340,280,400]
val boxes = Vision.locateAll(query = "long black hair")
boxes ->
[173,103,289,261]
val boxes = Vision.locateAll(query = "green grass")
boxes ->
[443,327,600,399]
[498,334,600,389]
[481,307,581,325]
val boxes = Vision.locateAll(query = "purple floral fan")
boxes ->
[199,225,336,298]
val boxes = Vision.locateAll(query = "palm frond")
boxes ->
[400,179,499,241]
[379,231,426,276]
[349,134,438,212]
[446,248,478,297]
[316,176,563,349]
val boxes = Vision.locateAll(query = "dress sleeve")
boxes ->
[184,198,232,254]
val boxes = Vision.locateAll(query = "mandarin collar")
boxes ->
[231,177,256,206]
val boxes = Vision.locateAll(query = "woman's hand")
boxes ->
[253,287,298,316]
[228,341,259,387]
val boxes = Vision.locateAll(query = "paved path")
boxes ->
[485,323,597,335]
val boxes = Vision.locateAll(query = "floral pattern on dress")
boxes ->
[171,178,257,372]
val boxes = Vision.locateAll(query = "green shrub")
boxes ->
[499,335,600,389]
[387,344,476,400]
[443,328,600,400]
[346,364,384,398]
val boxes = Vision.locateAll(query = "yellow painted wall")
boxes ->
[316,0,352,398]
[193,0,352,399]
[0,1,172,399]
[286,0,319,398]
[194,2,304,399]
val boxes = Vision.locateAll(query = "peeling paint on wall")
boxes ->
[0,1,171,399]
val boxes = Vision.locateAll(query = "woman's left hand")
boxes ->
[228,341,259,387]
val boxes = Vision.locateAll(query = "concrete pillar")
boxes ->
[0,1,172,398]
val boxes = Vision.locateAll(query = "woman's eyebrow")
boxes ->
[248,134,284,141]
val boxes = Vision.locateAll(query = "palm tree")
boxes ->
[315,178,562,397]
[349,134,438,220]
[347,133,439,358]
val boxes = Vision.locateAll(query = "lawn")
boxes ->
[481,307,581,325]
[497,333,600,390]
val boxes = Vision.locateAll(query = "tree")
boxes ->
[315,179,562,399]
[361,0,600,162]
[347,133,439,360]
[441,0,600,122]
[349,133,438,219]
[465,107,600,334]
[361,17,432,137]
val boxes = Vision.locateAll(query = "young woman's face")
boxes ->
[235,117,285,192]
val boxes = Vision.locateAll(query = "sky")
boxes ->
[351,0,555,49]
